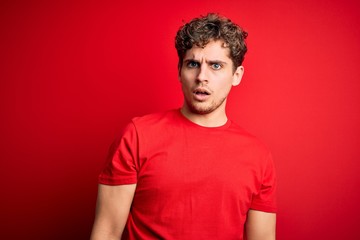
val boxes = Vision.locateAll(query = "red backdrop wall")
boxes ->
[1,0,359,239]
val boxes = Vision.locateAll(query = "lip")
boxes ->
[192,87,211,101]
[193,87,211,94]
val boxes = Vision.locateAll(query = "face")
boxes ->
[179,40,244,115]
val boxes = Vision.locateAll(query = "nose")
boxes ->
[196,64,208,83]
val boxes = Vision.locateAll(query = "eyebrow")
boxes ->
[183,59,228,65]
[208,60,227,65]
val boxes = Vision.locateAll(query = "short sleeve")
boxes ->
[98,122,139,185]
[250,152,277,213]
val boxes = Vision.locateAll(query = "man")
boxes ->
[91,13,277,240]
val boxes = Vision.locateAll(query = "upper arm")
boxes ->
[90,183,136,240]
[245,209,276,240]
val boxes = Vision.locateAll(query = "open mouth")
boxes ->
[193,88,210,96]
[194,90,210,95]
[193,88,211,101]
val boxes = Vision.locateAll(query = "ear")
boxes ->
[178,66,183,82]
[178,74,182,83]
[178,62,183,81]
[232,66,244,86]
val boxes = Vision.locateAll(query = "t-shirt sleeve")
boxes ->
[98,122,139,185]
[250,152,277,213]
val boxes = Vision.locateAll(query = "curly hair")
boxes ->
[175,13,248,73]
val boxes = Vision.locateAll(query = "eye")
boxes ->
[186,61,199,68]
[211,63,222,70]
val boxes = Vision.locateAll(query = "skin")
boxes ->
[90,184,136,240]
[246,210,276,240]
[90,39,276,240]
[179,40,243,127]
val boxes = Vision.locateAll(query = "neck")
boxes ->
[180,105,228,127]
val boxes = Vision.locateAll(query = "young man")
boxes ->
[91,13,277,240]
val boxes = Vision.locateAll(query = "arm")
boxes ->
[90,183,136,240]
[245,210,276,240]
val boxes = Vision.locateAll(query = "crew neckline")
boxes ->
[175,108,231,130]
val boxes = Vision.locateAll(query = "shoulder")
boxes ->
[130,109,181,133]
[226,122,275,177]
[227,120,271,155]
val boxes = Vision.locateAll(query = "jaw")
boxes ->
[180,98,229,127]
[182,94,228,116]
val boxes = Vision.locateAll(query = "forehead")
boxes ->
[183,40,231,61]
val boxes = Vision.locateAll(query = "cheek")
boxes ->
[180,73,194,87]
[214,76,234,91]
[212,74,233,86]
[180,78,192,93]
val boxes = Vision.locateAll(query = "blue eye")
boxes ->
[187,61,199,68]
[212,63,222,70]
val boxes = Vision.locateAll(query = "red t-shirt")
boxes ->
[99,109,277,239]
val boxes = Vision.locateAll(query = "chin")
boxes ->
[184,96,226,115]
[189,103,217,115]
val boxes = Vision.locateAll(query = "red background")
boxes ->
[1,0,360,239]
